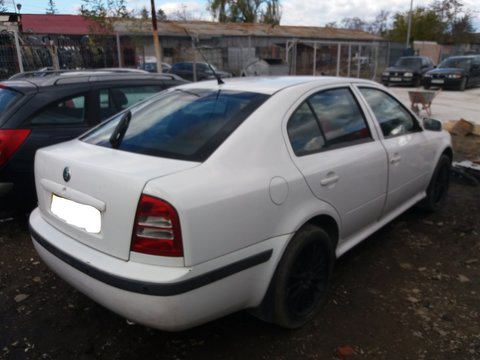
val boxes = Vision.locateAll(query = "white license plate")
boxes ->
[51,194,101,233]
[431,79,444,84]
[390,77,402,81]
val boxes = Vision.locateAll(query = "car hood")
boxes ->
[34,139,199,261]
[385,66,420,73]
[427,67,466,75]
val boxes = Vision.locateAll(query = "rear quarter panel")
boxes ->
[143,87,341,266]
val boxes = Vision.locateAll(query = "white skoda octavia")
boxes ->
[30,76,452,331]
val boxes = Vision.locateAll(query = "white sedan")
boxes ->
[29,76,452,331]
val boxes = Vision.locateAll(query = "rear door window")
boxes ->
[287,87,371,156]
[27,95,86,125]
[99,85,164,120]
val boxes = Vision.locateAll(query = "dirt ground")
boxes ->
[1,135,479,360]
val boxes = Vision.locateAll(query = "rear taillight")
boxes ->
[0,129,31,167]
[131,195,183,257]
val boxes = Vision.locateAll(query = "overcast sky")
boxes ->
[8,0,480,30]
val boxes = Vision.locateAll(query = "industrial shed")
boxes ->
[2,14,386,78]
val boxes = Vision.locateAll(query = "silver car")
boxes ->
[29,76,452,331]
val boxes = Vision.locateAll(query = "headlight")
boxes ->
[404,72,413,77]
[447,73,462,79]
[382,72,389,76]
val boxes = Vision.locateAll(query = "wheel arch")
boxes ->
[442,146,453,162]
[303,214,340,251]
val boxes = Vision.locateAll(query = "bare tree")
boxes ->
[169,4,200,21]
[46,0,58,14]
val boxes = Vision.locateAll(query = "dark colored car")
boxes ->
[137,62,172,73]
[382,56,435,87]
[423,55,480,91]
[168,62,232,81]
[0,71,186,213]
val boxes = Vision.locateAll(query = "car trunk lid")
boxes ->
[35,139,199,261]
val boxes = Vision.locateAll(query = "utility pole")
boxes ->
[150,0,163,73]
[406,0,413,48]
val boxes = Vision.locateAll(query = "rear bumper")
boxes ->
[29,208,282,331]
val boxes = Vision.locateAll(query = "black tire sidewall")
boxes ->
[424,154,451,211]
[271,225,335,329]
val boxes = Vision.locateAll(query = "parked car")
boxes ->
[382,56,435,87]
[8,67,149,80]
[0,71,186,213]
[423,55,480,91]
[29,76,452,331]
[168,61,233,81]
[137,62,172,73]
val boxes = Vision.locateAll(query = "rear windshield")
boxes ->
[0,86,22,112]
[81,88,268,161]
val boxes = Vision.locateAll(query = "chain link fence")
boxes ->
[1,29,476,82]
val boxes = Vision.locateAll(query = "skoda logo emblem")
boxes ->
[63,167,71,182]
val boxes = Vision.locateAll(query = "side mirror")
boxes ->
[423,118,442,131]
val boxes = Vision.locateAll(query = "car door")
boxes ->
[7,90,92,203]
[471,56,480,85]
[286,86,388,240]
[357,86,436,215]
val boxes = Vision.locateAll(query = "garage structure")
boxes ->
[1,14,387,79]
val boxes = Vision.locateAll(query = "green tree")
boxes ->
[157,9,167,21]
[79,0,132,67]
[79,0,132,33]
[46,0,58,14]
[387,0,475,44]
[387,7,445,43]
[431,0,475,43]
[208,0,282,24]
[260,0,281,25]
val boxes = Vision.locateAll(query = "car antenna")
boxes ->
[183,28,224,85]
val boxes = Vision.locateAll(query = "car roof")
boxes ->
[443,55,478,59]
[176,76,376,95]
[1,72,184,89]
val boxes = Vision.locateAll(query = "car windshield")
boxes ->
[395,58,422,68]
[81,88,269,161]
[0,87,22,112]
[438,58,472,70]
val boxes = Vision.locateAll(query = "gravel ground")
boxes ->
[1,126,479,360]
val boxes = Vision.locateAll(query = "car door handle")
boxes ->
[320,174,339,186]
[390,154,402,165]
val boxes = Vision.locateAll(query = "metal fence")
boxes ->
[1,30,476,81]
[0,32,138,79]
[284,40,413,82]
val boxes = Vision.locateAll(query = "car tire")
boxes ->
[420,154,451,212]
[256,224,335,329]
[459,77,467,91]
